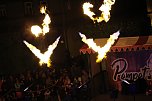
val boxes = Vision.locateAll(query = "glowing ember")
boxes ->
[23,37,60,67]
[31,6,51,37]
[79,31,120,62]
[82,0,115,23]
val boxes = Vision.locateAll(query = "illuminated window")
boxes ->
[0,5,7,17]
[24,2,33,15]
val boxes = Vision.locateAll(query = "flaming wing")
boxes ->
[79,31,120,62]
[24,36,60,67]
[24,41,43,59]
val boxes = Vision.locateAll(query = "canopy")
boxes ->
[80,35,152,54]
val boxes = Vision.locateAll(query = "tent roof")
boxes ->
[80,35,152,54]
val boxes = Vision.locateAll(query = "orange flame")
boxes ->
[31,25,42,37]
[23,37,60,67]
[79,31,120,62]
[83,0,115,23]
[31,6,51,37]
[83,2,95,21]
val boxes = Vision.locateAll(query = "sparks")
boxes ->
[79,31,120,62]
[82,0,115,23]
[23,37,60,67]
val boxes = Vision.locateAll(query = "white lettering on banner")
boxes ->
[111,55,152,81]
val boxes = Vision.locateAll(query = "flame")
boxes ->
[82,0,115,23]
[31,6,51,37]
[23,37,60,67]
[42,14,51,35]
[79,31,120,62]
[31,25,42,37]
[83,2,95,21]
[99,0,115,22]
[40,6,46,14]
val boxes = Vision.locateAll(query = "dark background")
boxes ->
[0,0,151,74]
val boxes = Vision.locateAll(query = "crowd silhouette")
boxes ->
[0,64,90,101]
